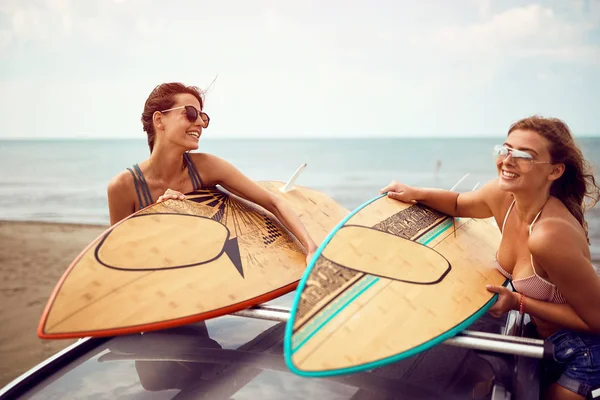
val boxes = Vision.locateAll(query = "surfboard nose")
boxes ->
[96,214,230,271]
[321,225,451,284]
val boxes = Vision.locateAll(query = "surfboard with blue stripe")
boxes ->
[284,194,507,377]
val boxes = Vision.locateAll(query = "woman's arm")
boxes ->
[204,155,318,258]
[380,179,502,218]
[107,173,136,226]
[486,284,593,331]
[522,297,592,332]
[528,218,600,333]
[488,219,600,333]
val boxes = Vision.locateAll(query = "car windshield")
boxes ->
[19,292,515,400]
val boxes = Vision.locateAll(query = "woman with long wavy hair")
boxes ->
[381,116,600,399]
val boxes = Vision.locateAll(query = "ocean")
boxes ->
[1,137,600,256]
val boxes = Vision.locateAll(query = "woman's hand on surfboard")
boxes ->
[157,188,186,203]
[380,181,419,203]
[485,285,519,318]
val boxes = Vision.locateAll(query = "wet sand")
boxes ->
[0,221,106,387]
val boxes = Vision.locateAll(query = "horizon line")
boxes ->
[1,135,600,141]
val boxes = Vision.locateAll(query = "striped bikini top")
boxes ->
[495,200,567,304]
[126,152,205,210]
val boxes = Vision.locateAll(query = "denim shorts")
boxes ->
[543,329,600,397]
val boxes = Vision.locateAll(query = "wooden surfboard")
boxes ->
[38,181,349,339]
[284,194,507,377]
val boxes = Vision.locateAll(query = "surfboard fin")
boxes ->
[224,237,244,278]
[450,173,470,191]
[280,163,307,193]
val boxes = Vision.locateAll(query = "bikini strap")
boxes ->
[126,167,145,210]
[501,199,516,235]
[128,164,153,209]
[183,153,205,190]
[528,202,547,275]
[529,207,544,235]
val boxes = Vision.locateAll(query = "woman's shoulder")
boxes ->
[187,152,221,164]
[537,197,584,232]
[481,178,514,216]
[187,152,233,172]
[107,167,138,197]
[185,153,234,186]
[528,198,588,261]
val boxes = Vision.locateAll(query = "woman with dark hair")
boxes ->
[107,82,317,263]
[381,116,600,399]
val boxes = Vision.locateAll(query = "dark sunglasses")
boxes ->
[161,105,210,127]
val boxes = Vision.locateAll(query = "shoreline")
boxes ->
[0,219,109,229]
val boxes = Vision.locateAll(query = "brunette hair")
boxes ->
[508,116,600,242]
[141,83,204,153]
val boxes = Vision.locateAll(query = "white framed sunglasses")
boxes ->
[493,144,551,171]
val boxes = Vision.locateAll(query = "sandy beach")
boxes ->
[0,221,106,387]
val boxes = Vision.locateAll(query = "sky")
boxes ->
[1,0,600,139]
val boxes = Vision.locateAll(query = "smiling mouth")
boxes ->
[501,170,519,179]
[187,131,200,139]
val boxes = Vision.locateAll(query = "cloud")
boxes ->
[418,4,600,65]
[1,1,600,138]
[472,0,492,18]
[0,29,12,47]
[0,0,160,49]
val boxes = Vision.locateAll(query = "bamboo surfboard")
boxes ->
[284,194,507,377]
[38,179,349,339]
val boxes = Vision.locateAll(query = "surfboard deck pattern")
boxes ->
[284,194,507,377]
[38,182,348,339]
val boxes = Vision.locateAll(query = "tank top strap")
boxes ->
[501,199,516,235]
[126,164,153,210]
[183,153,205,190]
